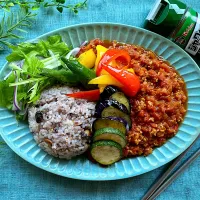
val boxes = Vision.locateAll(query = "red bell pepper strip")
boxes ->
[66,89,100,101]
[102,64,140,97]
[96,49,131,76]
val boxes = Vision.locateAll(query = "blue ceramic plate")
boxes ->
[0,23,200,181]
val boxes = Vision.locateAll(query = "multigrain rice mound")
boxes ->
[28,86,95,159]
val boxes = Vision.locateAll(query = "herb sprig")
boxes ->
[0,0,87,13]
[0,10,36,50]
[0,0,87,49]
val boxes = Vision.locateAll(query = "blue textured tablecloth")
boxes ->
[0,0,199,199]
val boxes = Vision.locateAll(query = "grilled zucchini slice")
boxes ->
[92,118,128,134]
[93,128,127,148]
[91,140,122,165]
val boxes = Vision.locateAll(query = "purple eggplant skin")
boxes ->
[100,86,120,100]
[95,101,106,117]
[106,116,130,131]
[95,99,128,117]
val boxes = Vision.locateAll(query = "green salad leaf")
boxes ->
[6,35,71,62]
[35,35,71,57]
[0,72,15,109]
[0,34,81,120]
[6,43,39,62]
[23,55,45,77]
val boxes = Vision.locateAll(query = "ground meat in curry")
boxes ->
[79,39,188,157]
[123,45,187,156]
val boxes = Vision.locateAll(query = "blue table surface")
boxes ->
[0,0,199,199]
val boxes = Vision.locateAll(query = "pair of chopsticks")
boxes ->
[142,135,200,200]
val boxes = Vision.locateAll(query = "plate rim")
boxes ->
[0,22,200,181]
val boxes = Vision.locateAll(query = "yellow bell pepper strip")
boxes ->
[98,84,107,93]
[102,64,140,97]
[66,89,100,101]
[94,45,108,71]
[88,74,123,87]
[78,49,97,68]
[96,49,131,76]
[127,68,134,73]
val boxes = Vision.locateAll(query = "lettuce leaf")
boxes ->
[6,43,37,62]
[0,72,15,109]
[23,55,44,77]
[6,35,71,62]
[0,35,79,120]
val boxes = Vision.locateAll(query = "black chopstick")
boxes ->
[148,147,200,200]
[142,135,199,200]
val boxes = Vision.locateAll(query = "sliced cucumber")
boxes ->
[101,106,132,127]
[110,92,131,113]
[93,128,127,148]
[91,140,122,165]
[92,118,127,135]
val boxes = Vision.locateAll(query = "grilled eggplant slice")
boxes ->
[100,86,120,100]
[110,92,131,113]
[95,99,128,117]
[101,106,132,127]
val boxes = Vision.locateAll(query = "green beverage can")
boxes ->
[145,0,200,58]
